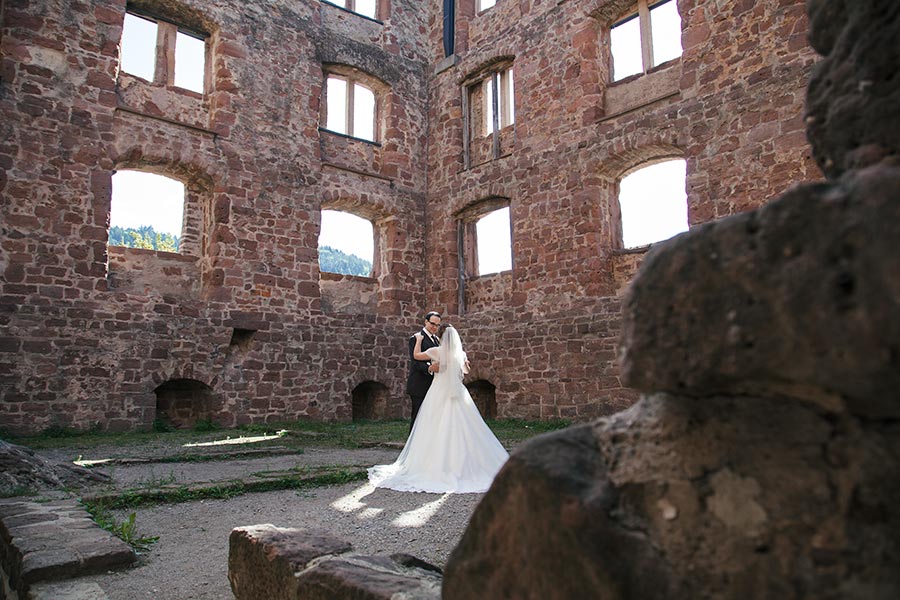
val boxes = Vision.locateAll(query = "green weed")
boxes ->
[83,504,159,551]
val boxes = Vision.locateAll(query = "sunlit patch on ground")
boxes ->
[392,493,451,528]
[182,431,286,448]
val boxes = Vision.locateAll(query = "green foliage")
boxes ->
[83,504,159,551]
[152,418,174,433]
[109,225,180,252]
[40,424,79,438]
[192,418,218,432]
[318,245,372,276]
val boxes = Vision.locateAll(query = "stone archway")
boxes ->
[466,380,497,419]
[154,378,217,429]
[351,381,397,420]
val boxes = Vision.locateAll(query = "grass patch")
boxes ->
[8,418,569,453]
[83,468,368,510]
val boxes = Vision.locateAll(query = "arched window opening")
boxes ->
[475,206,512,276]
[110,170,184,252]
[154,378,217,429]
[324,74,378,142]
[466,380,497,419]
[610,0,682,81]
[318,210,374,276]
[351,381,395,420]
[618,159,688,248]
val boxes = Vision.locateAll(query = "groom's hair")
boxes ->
[424,311,441,322]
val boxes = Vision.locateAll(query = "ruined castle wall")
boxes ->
[424,0,819,419]
[0,0,430,433]
[1,0,820,432]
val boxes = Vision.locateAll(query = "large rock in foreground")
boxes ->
[619,165,900,419]
[444,396,900,599]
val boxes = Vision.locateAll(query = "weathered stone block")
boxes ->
[620,165,900,418]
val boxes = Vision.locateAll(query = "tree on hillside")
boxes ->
[109,226,180,252]
[319,245,372,276]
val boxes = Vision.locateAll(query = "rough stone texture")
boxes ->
[228,524,440,600]
[446,398,900,599]
[619,164,900,418]
[0,440,110,495]
[442,1,900,598]
[0,499,134,597]
[0,0,817,432]
[806,0,900,178]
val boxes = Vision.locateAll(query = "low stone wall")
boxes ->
[228,524,441,600]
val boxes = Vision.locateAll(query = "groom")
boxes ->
[406,311,441,430]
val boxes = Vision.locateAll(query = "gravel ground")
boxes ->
[55,447,483,599]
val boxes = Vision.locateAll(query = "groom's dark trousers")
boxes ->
[406,331,439,431]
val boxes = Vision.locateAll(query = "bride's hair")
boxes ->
[437,325,466,380]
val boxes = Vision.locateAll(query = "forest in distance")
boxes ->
[109,228,372,277]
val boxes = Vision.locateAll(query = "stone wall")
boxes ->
[0,0,428,433]
[1,0,818,433]
[424,0,819,419]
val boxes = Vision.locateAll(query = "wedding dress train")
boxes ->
[368,328,509,493]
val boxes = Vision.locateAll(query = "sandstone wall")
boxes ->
[1,0,819,432]
[0,0,429,433]
[424,0,818,419]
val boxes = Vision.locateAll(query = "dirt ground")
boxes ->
[36,444,484,600]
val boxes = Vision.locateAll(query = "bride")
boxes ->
[368,325,509,493]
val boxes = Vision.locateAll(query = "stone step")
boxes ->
[0,499,134,598]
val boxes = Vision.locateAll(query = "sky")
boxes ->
[619,159,688,248]
[110,171,185,235]
[318,210,374,261]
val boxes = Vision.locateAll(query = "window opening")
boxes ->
[325,0,378,20]
[618,159,688,248]
[475,206,512,275]
[121,13,157,81]
[479,0,497,11]
[324,75,377,142]
[109,171,184,252]
[174,31,205,93]
[483,67,514,135]
[318,210,374,276]
[611,0,682,82]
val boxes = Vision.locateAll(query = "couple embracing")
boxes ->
[368,312,509,494]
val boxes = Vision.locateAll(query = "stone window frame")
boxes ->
[318,208,377,278]
[106,162,213,260]
[614,155,688,251]
[461,57,516,167]
[320,65,388,145]
[322,0,383,22]
[608,0,681,82]
[120,8,211,96]
[456,196,513,280]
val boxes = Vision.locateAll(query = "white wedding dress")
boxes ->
[368,327,509,493]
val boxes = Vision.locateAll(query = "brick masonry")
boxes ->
[0,0,818,433]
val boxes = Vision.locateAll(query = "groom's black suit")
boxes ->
[406,329,439,429]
